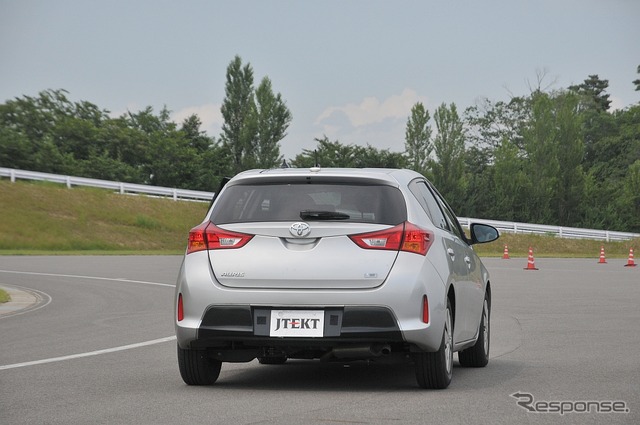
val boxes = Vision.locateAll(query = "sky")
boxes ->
[1,0,639,159]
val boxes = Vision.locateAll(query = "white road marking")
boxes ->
[0,336,177,370]
[0,285,52,318]
[0,269,177,370]
[0,269,175,287]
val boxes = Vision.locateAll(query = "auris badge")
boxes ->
[289,222,311,237]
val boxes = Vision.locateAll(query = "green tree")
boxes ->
[568,74,614,172]
[292,136,357,168]
[404,102,432,173]
[462,146,494,219]
[180,114,213,153]
[0,90,72,142]
[515,90,587,226]
[465,96,529,153]
[0,126,35,170]
[553,92,586,226]
[582,104,640,232]
[464,96,531,219]
[622,160,640,231]
[569,74,611,112]
[430,103,467,212]
[176,114,233,191]
[0,89,235,190]
[191,141,232,192]
[145,133,200,188]
[98,116,149,180]
[521,91,559,223]
[633,65,640,92]
[0,89,110,172]
[524,92,560,223]
[353,145,407,168]
[491,138,530,221]
[32,135,76,174]
[253,76,292,168]
[292,136,406,169]
[124,106,208,188]
[220,56,257,173]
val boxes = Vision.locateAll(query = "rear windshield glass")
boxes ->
[211,183,407,225]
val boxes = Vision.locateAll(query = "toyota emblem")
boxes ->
[290,222,311,237]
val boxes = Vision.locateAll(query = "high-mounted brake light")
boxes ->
[349,222,433,256]
[187,222,254,254]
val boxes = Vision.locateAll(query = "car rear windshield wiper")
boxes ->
[300,210,350,221]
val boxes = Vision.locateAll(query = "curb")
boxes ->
[0,285,39,317]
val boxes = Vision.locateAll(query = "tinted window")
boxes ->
[430,185,467,242]
[211,183,407,225]
[409,180,449,231]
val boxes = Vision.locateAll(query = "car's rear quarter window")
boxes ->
[211,183,406,225]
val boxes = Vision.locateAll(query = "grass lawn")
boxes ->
[0,178,638,258]
[0,288,10,303]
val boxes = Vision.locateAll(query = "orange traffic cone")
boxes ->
[598,246,607,264]
[624,247,637,267]
[502,245,510,259]
[524,247,538,270]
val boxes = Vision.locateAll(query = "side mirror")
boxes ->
[470,223,500,245]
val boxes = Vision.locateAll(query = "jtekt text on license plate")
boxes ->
[269,310,324,337]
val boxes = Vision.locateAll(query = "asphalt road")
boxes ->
[0,256,638,425]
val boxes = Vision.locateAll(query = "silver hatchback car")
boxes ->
[175,167,499,389]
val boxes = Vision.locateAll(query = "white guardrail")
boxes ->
[2,167,639,242]
[1,167,214,202]
[457,217,638,243]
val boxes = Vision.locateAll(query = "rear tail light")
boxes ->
[349,223,404,251]
[187,222,254,254]
[402,222,432,255]
[349,221,433,255]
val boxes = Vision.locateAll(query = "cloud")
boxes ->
[320,118,410,155]
[107,103,223,136]
[315,88,429,128]
[171,104,224,136]
[608,95,625,111]
[311,88,430,154]
[107,103,142,119]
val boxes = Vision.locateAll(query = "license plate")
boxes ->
[269,310,324,337]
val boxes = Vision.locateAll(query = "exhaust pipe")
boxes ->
[324,344,391,360]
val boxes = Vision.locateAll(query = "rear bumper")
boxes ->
[179,305,408,362]
[196,305,402,341]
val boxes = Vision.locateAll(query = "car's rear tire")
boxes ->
[414,299,453,389]
[177,344,222,385]
[458,295,490,367]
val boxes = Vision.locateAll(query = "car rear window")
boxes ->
[211,183,407,225]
